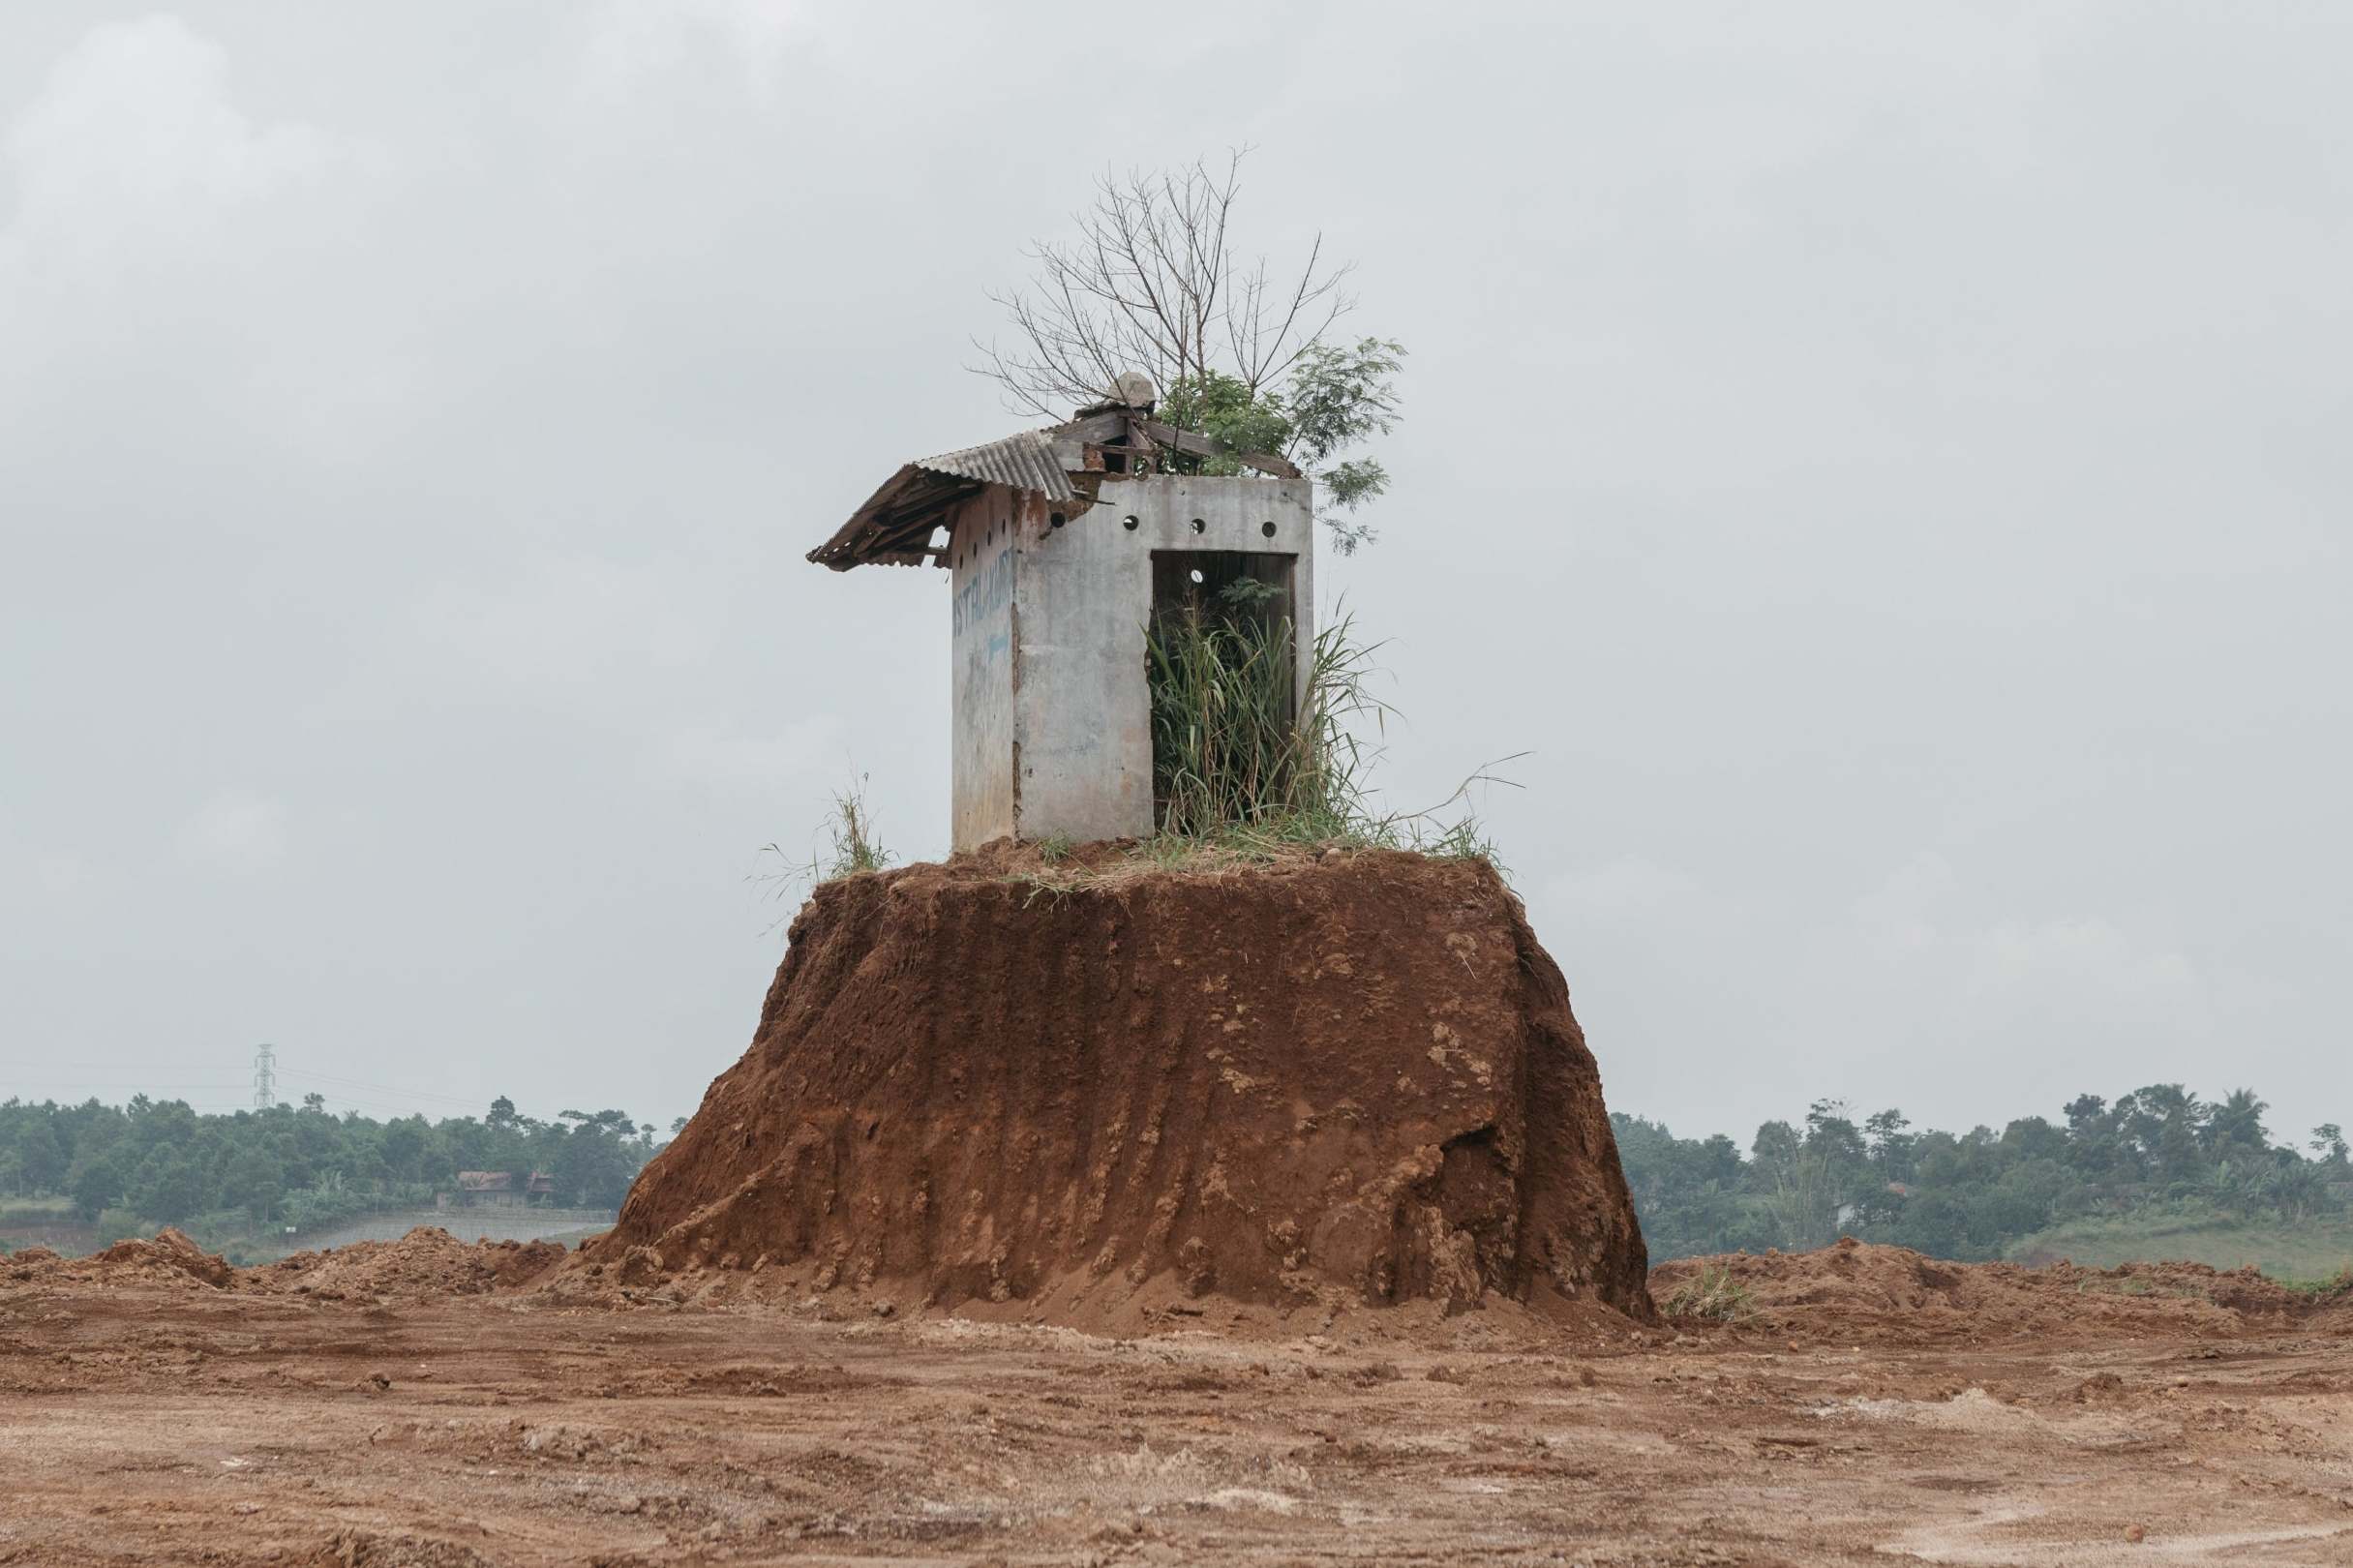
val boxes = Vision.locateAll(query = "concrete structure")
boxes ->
[812,387,1314,850]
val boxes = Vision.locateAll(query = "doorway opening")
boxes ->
[1146,551,1300,833]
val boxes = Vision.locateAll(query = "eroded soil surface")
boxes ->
[5,1237,2349,1565]
[608,851,1650,1325]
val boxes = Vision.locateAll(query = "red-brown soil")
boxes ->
[3,1234,2348,1564]
[259,1228,569,1302]
[578,851,1651,1329]
[1654,1235,2342,1344]
[12,850,2344,1560]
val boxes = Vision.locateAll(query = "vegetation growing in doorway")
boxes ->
[1136,583,1513,869]
[1147,580,1365,839]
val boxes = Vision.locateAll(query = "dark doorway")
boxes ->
[1150,551,1297,644]
[1147,551,1300,830]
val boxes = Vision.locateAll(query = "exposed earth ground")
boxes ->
[3,1229,2349,1566]
[11,853,2346,1562]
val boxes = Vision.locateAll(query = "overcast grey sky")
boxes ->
[3,2,2346,1143]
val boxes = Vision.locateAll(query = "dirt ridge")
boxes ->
[2,1225,565,1302]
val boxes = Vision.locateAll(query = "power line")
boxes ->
[9,1050,633,1123]
[281,1067,480,1100]
[277,1069,485,1109]
[3,1063,263,1073]
[3,1077,250,1090]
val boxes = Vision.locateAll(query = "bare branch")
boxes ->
[972,149,1355,422]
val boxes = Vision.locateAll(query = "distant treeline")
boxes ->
[1614,1085,2351,1263]
[0,1095,668,1242]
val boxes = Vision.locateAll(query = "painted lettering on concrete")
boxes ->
[952,540,1014,648]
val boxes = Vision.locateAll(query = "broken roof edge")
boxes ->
[918,430,1076,503]
[807,429,1073,572]
[807,411,1303,572]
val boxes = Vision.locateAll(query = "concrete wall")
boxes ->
[1011,473,1315,845]
[948,488,1021,850]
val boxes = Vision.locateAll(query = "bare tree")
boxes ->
[973,151,1354,417]
[972,151,1404,554]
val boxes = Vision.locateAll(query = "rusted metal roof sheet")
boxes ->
[915,431,1076,503]
[806,410,1290,571]
[809,425,1082,571]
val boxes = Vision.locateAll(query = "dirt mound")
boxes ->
[304,1530,498,1567]
[264,1227,566,1302]
[576,850,1652,1328]
[3,1227,569,1302]
[1653,1237,2325,1343]
[12,1227,240,1290]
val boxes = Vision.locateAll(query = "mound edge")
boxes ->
[582,850,1653,1325]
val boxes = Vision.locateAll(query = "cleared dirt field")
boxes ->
[4,1238,2349,1565]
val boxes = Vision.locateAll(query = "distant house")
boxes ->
[439,1170,556,1210]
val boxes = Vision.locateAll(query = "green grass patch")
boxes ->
[2278,1267,2353,1298]
[1661,1264,1757,1322]
[1007,603,1515,899]
[2008,1206,2353,1282]
[0,1196,75,1225]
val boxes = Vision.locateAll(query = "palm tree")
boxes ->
[2205,1089,2271,1155]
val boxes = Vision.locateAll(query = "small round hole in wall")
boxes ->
[1123,515,1140,531]
[1260,520,1277,538]
[1190,568,1205,585]
[1189,518,1206,534]
[1049,512,1066,528]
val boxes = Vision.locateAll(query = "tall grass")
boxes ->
[1142,588,1513,865]
[1662,1265,1758,1322]
[1147,588,1382,840]
[754,775,895,925]
[817,778,891,879]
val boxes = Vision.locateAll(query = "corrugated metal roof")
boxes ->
[911,430,1075,502]
[808,423,1091,570]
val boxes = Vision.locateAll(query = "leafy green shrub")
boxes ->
[92,1206,154,1247]
[1153,340,1405,556]
[281,1173,371,1235]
